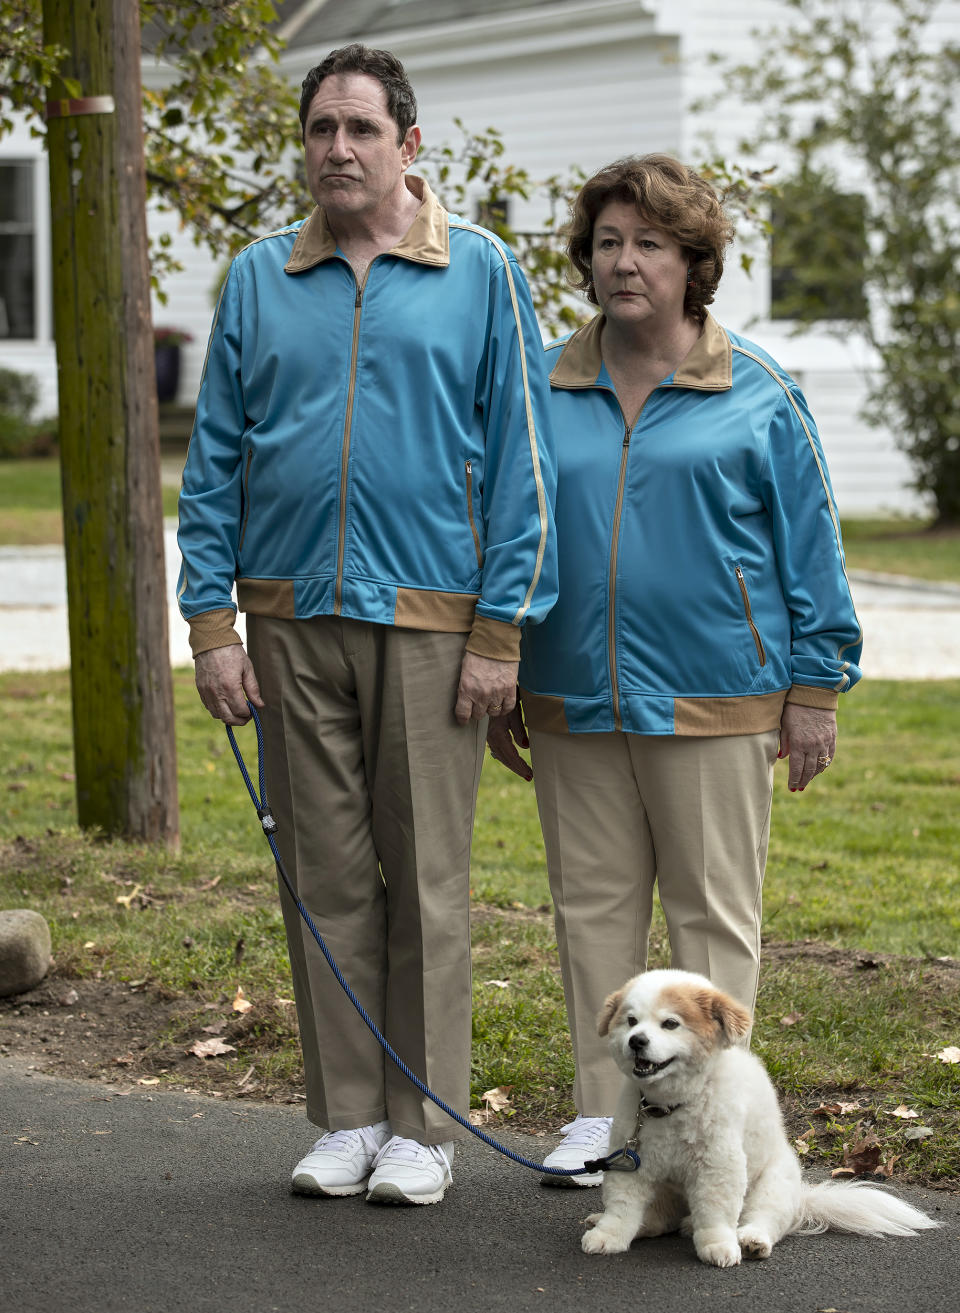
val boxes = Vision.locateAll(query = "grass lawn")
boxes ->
[0,457,180,544]
[1,669,958,1185]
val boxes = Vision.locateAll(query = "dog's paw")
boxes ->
[737,1225,772,1260]
[695,1237,742,1268]
[581,1225,631,1256]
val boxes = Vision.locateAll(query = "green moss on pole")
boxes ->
[42,0,179,844]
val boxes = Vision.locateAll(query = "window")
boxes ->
[770,179,868,323]
[0,161,36,339]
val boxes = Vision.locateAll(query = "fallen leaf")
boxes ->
[830,1167,855,1179]
[198,875,221,891]
[935,1046,960,1064]
[794,1137,811,1155]
[904,1126,935,1141]
[137,1077,160,1087]
[232,986,253,1014]
[811,1101,861,1118]
[201,1019,228,1035]
[482,979,511,989]
[187,1037,236,1059]
[15,1137,39,1145]
[481,1085,513,1114]
[113,1054,135,1066]
[886,1104,919,1120]
[780,1012,803,1026]
[115,883,143,909]
[842,1134,882,1176]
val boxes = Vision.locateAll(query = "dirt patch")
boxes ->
[762,937,960,986]
[0,973,305,1106]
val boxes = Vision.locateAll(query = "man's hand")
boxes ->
[486,704,533,781]
[194,644,264,725]
[454,652,518,725]
[779,702,837,792]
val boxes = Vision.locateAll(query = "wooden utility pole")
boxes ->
[42,0,179,844]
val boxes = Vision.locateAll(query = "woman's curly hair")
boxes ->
[566,154,735,323]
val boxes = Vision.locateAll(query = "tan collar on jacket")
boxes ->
[549,310,733,392]
[283,175,450,274]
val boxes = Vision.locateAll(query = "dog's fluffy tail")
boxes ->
[795,1181,939,1238]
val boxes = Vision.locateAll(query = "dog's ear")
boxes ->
[597,988,624,1037]
[706,988,752,1045]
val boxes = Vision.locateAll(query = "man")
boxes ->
[177,44,556,1206]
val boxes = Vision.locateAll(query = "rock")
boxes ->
[0,909,52,998]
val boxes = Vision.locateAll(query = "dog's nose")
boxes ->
[629,1032,648,1051]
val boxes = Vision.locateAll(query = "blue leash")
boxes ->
[225,705,636,1178]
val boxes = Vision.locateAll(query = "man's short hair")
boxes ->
[566,154,735,323]
[299,44,417,145]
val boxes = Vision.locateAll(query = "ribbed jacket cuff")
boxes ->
[465,614,521,662]
[785,683,840,711]
[188,609,243,658]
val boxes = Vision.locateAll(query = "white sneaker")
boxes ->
[365,1135,454,1205]
[291,1121,391,1197]
[540,1115,612,1187]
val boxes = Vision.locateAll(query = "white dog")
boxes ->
[580,969,938,1266]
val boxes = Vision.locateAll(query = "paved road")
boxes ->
[2,532,959,676]
[2,1060,957,1313]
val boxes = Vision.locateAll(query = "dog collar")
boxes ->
[639,1094,682,1119]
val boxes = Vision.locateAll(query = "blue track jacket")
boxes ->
[177,177,557,662]
[519,313,862,736]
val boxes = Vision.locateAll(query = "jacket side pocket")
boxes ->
[735,564,766,667]
[465,460,484,570]
[237,449,254,555]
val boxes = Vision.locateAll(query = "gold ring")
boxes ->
[490,703,503,713]
[817,754,831,767]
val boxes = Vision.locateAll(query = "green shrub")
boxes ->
[0,366,57,459]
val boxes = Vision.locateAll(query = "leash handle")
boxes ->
[226,705,600,1179]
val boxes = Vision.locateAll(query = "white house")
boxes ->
[1,0,952,515]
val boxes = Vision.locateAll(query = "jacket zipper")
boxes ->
[464,460,484,569]
[335,269,371,614]
[237,449,253,554]
[608,422,633,731]
[735,565,767,666]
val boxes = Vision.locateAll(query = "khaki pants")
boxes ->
[530,727,778,1113]
[247,615,485,1143]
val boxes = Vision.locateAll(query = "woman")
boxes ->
[488,155,862,1185]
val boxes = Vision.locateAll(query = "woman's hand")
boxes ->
[486,703,533,782]
[779,702,837,792]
